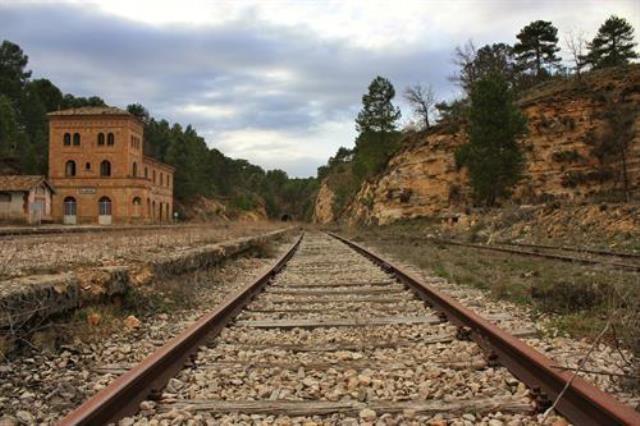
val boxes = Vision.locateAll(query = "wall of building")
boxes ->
[49,113,174,224]
[50,178,151,224]
[0,192,27,222]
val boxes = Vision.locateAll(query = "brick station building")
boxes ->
[48,107,174,224]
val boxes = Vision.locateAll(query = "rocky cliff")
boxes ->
[312,182,336,224]
[325,65,640,225]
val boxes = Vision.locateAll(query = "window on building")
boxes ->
[107,132,115,146]
[65,160,76,177]
[100,160,111,177]
[85,162,91,171]
[132,162,137,177]
[152,170,156,183]
[160,173,163,186]
[98,133,105,146]
[132,196,141,217]
[63,133,71,146]
[144,167,148,178]
[64,197,77,216]
[98,196,112,216]
[73,133,80,146]
[0,192,11,202]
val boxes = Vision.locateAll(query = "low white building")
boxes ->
[0,175,55,224]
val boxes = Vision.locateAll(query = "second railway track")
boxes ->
[60,232,640,425]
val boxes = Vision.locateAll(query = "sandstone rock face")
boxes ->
[342,66,640,225]
[313,182,336,224]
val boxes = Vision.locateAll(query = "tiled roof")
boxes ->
[0,175,55,193]
[143,156,176,171]
[47,106,132,117]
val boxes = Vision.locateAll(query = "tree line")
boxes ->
[319,14,638,210]
[0,40,318,220]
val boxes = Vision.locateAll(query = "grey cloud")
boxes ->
[2,2,634,176]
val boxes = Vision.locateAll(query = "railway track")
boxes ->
[60,232,640,425]
[430,238,640,272]
[375,235,640,273]
[495,240,640,260]
[0,223,202,240]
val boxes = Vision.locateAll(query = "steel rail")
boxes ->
[329,232,640,426]
[58,234,303,426]
[429,238,640,272]
[494,240,640,260]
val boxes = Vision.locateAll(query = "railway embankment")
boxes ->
[0,226,296,356]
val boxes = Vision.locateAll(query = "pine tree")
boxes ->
[513,20,561,78]
[0,40,32,105]
[355,76,401,133]
[583,15,638,69]
[455,73,527,205]
[353,76,401,180]
[0,95,19,156]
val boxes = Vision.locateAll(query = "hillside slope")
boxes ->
[316,65,640,225]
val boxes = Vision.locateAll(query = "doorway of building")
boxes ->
[98,196,112,225]
[31,199,44,224]
[64,197,77,225]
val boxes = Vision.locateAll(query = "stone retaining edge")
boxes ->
[0,227,297,330]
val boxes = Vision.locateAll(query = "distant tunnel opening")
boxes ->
[281,214,292,222]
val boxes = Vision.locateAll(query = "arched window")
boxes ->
[147,198,150,217]
[152,201,156,220]
[159,203,163,221]
[144,167,148,178]
[132,162,138,177]
[160,173,163,186]
[132,197,141,217]
[63,133,71,146]
[98,197,112,216]
[65,160,76,177]
[100,160,111,177]
[73,133,80,146]
[107,133,115,146]
[63,197,76,216]
[152,170,156,183]
[85,162,91,171]
[97,133,105,146]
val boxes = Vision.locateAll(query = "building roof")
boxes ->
[143,156,176,172]
[0,175,55,193]
[47,106,133,118]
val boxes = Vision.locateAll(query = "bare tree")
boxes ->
[449,39,478,92]
[404,84,437,129]
[564,29,587,78]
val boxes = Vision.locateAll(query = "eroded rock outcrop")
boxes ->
[339,66,640,225]
[313,181,336,224]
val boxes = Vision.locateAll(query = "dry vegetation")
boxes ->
[0,222,283,280]
[450,202,640,252]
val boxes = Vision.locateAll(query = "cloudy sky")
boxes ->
[2,1,638,177]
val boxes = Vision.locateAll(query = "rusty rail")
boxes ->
[429,238,640,272]
[330,232,640,426]
[58,234,303,425]
[495,240,640,260]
